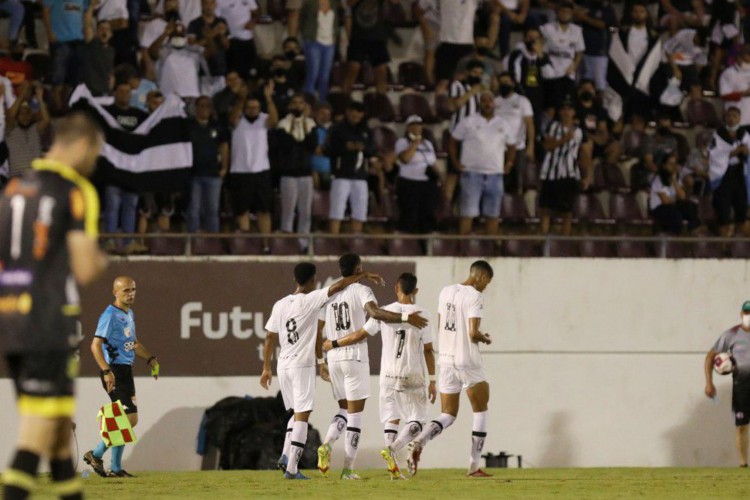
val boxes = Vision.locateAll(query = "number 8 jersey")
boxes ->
[320,283,377,363]
[265,286,332,369]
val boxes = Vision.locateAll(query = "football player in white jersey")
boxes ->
[260,262,384,480]
[407,260,494,477]
[322,272,437,480]
[316,254,428,480]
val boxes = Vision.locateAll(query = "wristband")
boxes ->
[429,375,436,383]
[146,356,157,366]
[332,340,339,348]
[101,369,111,376]
[317,358,325,365]
[401,312,409,322]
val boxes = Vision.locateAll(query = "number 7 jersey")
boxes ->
[438,284,485,370]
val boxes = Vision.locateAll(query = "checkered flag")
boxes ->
[97,400,137,447]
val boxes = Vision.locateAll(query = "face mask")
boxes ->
[290,108,303,117]
[284,50,297,60]
[170,36,187,48]
[467,75,482,86]
[728,124,740,132]
[525,40,536,51]
[273,69,287,79]
[657,126,670,136]
[743,314,750,329]
[579,91,594,102]
[499,84,513,97]
[244,113,258,123]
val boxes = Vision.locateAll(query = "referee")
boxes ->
[83,276,160,478]
[0,112,108,500]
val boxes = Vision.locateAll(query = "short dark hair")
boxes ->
[294,262,317,286]
[471,260,494,279]
[466,60,485,72]
[559,0,575,9]
[54,111,103,146]
[397,273,418,295]
[283,36,299,46]
[347,100,365,112]
[498,71,514,82]
[339,253,361,277]
[578,78,596,89]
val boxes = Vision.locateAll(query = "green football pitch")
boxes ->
[24,468,750,499]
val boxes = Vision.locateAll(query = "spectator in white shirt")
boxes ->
[395,115,439,234]
[140,0,182,81]
[149,21,210,99]
[648,152,700,235]
[664,28,707,100]
[540,0,585,117]
[216,0,259,79]
[435,0,479,83]
[719,44,750,127]
[495,72,535,194]
[450,91,517,236]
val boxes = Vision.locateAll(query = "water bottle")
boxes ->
[82,470,91,479]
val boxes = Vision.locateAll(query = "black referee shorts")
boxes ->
[102,364,138,415]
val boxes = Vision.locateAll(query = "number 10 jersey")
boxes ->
[320,283,377,363]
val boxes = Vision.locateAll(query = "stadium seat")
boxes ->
[431,238,460,256]
[327,91,350,118]
[693,240,724,259]
[191,237,226,256]
[148,237,185,256]
[311,190,330,222]
[610,193,648,224]
[265,0,286,20]
[698,196,715,225]
[355,62,376,90]
[591,163,608,191]
[602,163,628,191]
[370,190,397,221]
[503,239,539,257]
[574,194,611,224]
[686,98,720,128]
[23,51,51,83]
[398,61,427,89]
[501,193,530,223]
[364,92,396,122]
[313,237,345,256]
[674,133,690,163]
[622,130,647,158]
[399,93,437,123]
[615,240,651,258]
[435,94,453,120]
[329,62,343,89]
[372,126,398,154]
[227,235,263,255]
[548,240,578,257]
[387,238,424,256]
[579,240,615,258]
[349,237,385,256]
[730,240,750,259]
[460,239,494,257]
[522,160,540,191]
[270,237,301,256]
[662,241,692,259]
[421,127,439,152]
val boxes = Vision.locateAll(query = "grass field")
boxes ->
[25,468,750,499]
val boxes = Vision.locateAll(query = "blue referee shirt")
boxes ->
[95,304,137,365]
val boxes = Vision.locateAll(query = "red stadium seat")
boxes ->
[603,163,628,191]
[435,94,453,120]
[662,241,692,259]
[148,237,185,256]
[313,238,345,256]
[548,240,578,257]
[399,93,437,123]
[387,238,424,256]
[431,239,460,256]
[420,127,438,152]
[503,239,539,257]
[191,237,226,256]
[460,239,494,257]
[622,130,647,158]
[610,193,648,224]
[364,92,396,122]
[693,241,724,259]
[372,126,398,154]
[329,62,343,89]
[698,196,715,225]
[228,235,263,255]
[579,240,615,258]
[270,237,301,256]
[501,193,530,222]
[615,240,651,258]
[730,240,750,259]
[523,160,540,191]
[574,194,612,224]
[349,237,385,256]
[398,62,427,88]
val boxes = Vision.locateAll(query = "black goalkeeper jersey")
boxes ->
[0,159,99,353]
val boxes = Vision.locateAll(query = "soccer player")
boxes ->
[260,262,385,480]
[322,272,437,480]
[316,253,428,480]
[83,276,160,478]
[407,260,494,477]
[704,300,750,467]
[0,111,108,500]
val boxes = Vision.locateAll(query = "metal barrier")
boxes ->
[98,232,750,258]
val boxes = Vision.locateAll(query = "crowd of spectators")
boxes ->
[0,0,749,254]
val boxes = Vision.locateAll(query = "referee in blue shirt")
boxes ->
[83,276,159,477]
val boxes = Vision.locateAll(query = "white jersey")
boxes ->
[364,302,434,391]
[437,284,485,370]
[719,64,750,126]
[265,286,330,369]
[321,283,377,363]
[540,22,585,79]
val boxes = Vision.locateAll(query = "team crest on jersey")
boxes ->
[124,327,132,338]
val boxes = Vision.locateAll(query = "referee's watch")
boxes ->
[101,369,112,376]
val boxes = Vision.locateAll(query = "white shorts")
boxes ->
[329,179,368,222]
[379,386,428,423]
[438,364,487,394]
[278,365,316,413]
[329,360,370,401]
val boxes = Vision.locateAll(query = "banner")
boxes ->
[68,85,192,192]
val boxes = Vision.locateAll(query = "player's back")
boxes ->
[373,302,433,390]
[0,167,97,353]
[323,282,377,362]
[268,288,330,369]
[437,283,484,369]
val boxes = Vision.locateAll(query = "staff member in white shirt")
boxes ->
[216,0,259,78]
[395,115,439,234]
[540,0,585,116]
[228,82,278,252]
[449,91,517,236]
[719,45,750,127]
[495,71,535,194]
